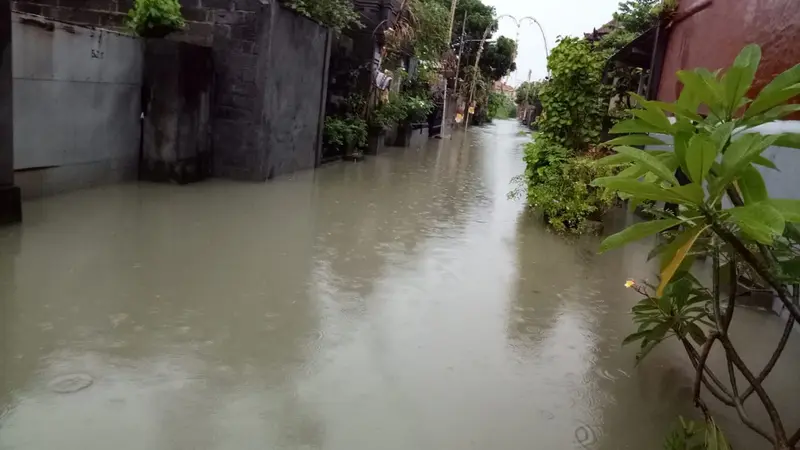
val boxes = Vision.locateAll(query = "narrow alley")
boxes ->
[2,121,798,449]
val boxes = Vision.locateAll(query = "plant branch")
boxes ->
[692,332,718,416]
[789,427,800,447]
[682,338,736,407]
[719,334,788,444]
[741,284,797,402]
[712,244,724,331]
[723,253,737,332]
[711,222,800,324]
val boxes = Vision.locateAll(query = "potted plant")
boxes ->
[324,116,368,161]
[127,0,186,38]
[367,94,405,154]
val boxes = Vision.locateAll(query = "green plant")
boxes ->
[324,116,368,149]
[488,92,515,119]
[403,94,433,123]
[515,81,541,106]
[370,94,407,128]
[284,0,362,34]
[537,37,608,152]
[664,417,730,450]
[126,0,185,37]
[523,137,617,233]
[595,44,800,449]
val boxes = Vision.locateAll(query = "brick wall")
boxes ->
[10,0,263,45]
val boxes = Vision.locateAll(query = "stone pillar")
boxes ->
[0,0,20,224]
[141,40,213,184]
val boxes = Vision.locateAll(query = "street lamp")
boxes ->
[464,15,549,130]
[496,14,550,77]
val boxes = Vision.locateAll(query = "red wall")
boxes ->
[657,0,800,106]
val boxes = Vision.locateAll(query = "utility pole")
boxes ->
[464,24,492,131]
[439,0,459,138]
[450,11,467,124]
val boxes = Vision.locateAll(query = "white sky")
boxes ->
[483,0,620,85]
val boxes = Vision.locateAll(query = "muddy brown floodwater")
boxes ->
[1,120,799,450]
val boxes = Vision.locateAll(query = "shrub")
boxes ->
[324,116,367,149]
[284,0,362,35]
[536,37,608,152]
[523,137,616,233]
[126,0,185,37]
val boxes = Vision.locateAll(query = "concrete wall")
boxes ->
[261,4,329,178]
[657,0,800,118]
[141,40,212,184]
[211,3,330,181]
[11,12,143,198]
[12,0,270,46]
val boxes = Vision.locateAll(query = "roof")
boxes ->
[607,26,657,69]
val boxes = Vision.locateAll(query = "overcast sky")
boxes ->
[483,0,621,85]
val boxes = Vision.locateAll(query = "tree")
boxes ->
[515,81,540,106]
[409,0,450,61]
[479,36,517,81]
[612,0,659,35]
[596,45,800,450]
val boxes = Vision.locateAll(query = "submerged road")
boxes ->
[1,120,798,449]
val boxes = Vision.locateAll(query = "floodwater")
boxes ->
[1,120,799,449]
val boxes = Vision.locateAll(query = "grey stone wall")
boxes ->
[11,12,142,198]
[211,3,330,181]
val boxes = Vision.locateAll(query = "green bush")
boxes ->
[284,0,362,35]
[536,37,608,152]
[523,137,616,233]
[324,116,367,149]
[126,0,185,37]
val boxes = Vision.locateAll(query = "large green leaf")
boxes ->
[685,134,717,183]
[775,133,800,149]
[758,63,800,96]
[710,122,735,152]
[670,183,705,205]
[745,82,800,118]
[715,134,780,197]
[610,118,666,135]
[676,81,702,118]
[769,199,800,222]
[677,70,719,112]
[599,218,683,253]
[632,108,672,133]
[595,153,633,166]
[727,202,785,244]
[592,177,693,204]
[647,100,704,122]
[613,146,679,184]
[616,163,649,179]
[722,44,761,116]
[673,131,692,175]
[603,134,666,147]
[744,104,800,128]
[737,165,767,204]
[658,225,707,296]
[753,155,778,170]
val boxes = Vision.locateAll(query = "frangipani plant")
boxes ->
[594,44,800,449]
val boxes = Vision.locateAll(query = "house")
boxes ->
[492,80,515,100]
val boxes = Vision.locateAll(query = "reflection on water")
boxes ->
[1,120,798,449]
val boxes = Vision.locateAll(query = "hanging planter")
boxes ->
[126,0,186,38]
